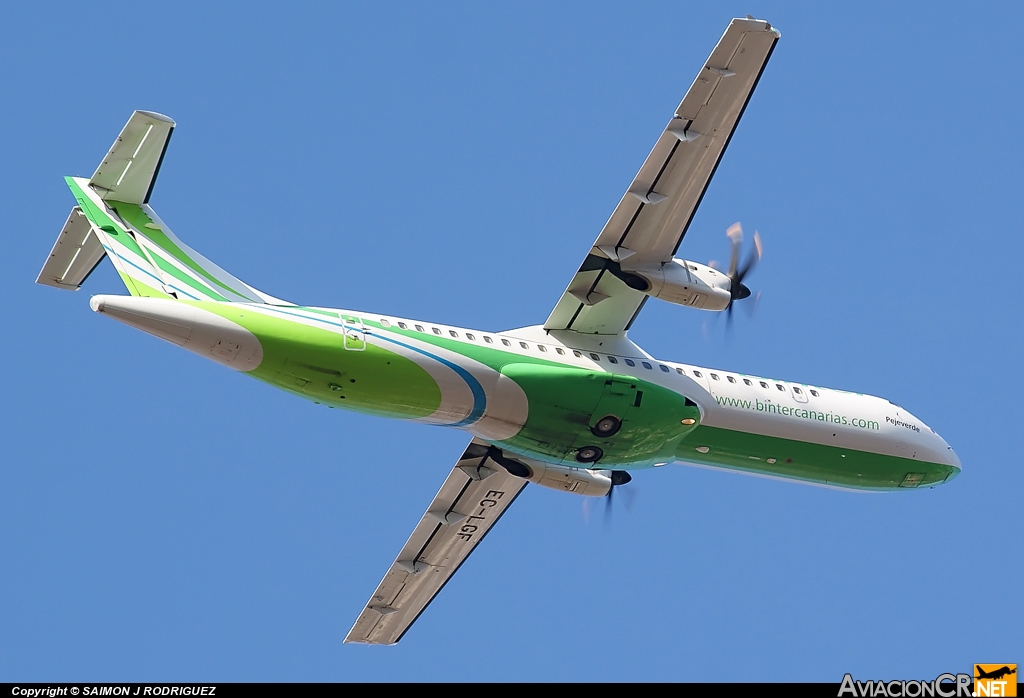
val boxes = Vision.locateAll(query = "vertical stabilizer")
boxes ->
[39,112,288,305]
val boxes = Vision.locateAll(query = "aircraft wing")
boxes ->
[345,439,528,645]
[544,17,780,335]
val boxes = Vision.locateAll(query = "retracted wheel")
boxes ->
[575,446,604,463]
[591,415,622,438]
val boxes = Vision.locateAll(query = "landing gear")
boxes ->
[575,445,604,463]
[591,415,622,438]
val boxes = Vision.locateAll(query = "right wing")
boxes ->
[544,17,780,335]
[344,439,528,645]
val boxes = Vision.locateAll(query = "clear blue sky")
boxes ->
[2,1,1020,682]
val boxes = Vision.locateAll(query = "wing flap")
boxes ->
[345,439,528,645]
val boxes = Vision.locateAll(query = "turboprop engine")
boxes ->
[624,258,734,311]
[484,446,623,497]
[524,461,618,497]
[609,222,762,316]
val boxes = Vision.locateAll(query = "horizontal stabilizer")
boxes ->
[91,111,175,204]
[36,207,106,290]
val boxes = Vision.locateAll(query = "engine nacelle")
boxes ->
[625,258,732,311]
[525,462,612,497]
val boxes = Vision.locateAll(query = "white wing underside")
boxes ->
[345,439,527,645]
[544,17,779,335]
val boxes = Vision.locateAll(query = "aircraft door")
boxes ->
[339,314,366,351]
[588,376,637,436]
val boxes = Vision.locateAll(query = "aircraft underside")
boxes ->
[38,16,961,645]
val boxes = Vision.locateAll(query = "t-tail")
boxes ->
[37,110,285,305]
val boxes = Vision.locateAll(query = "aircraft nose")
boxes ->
[944,444,962,472]
[931,429,961,480]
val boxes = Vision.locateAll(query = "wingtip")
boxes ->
[134,110,176,126]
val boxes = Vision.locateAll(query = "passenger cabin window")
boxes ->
[398,322,408,329]
[537,345,547,352]
[743,379,752,386]
[520,342,529,349]
[590,353,600,361]
[642,361,652,370]
[415,325,424,332]
[660,365,670,372]
[711,373,720,380]
[380,319,391,327]
[483,336,493,344]
[573,350,583,358]
[676,367,685,375]
[693,370,703,378]
[555,348,565,355]
[607,356,617,364]
[432,328,442,335]
[776,384,785,391]
[810,389,820,397]
[466,333,475,340]
[625,359,635,367]
[760,381,768,389]
[793,387,803,395]
[501,339,511,346]
[449,330,459,338]
[727,376,736,383]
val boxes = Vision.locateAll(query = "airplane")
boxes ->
[976,667,1017,681]
[36,17,961,645]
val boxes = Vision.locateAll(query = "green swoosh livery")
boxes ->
[36,18,960,645]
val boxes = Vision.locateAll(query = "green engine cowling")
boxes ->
[493,363,700,468]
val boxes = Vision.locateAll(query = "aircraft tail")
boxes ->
[37,111,285,304]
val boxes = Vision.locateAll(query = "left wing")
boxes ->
[544,17,779,335]
[345,439,528,645]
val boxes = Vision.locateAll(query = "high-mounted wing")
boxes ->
[545,17,779,335]
[345,439,528,645]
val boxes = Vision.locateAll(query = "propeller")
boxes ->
[718,222,763,327]
[603,470,633,526]
[582,470,634,525]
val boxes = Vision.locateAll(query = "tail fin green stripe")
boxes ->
[110,202,256,301]
[49,112,289,305]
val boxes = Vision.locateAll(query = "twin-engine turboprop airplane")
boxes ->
[37,17,960,645]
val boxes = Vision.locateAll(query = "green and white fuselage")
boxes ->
[40,23,960,643]
[59,174,958,492]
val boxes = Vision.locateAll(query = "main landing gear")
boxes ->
[576,414,624,463]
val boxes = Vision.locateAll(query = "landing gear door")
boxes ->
[340,314,366,351]
[590,377,637,426]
